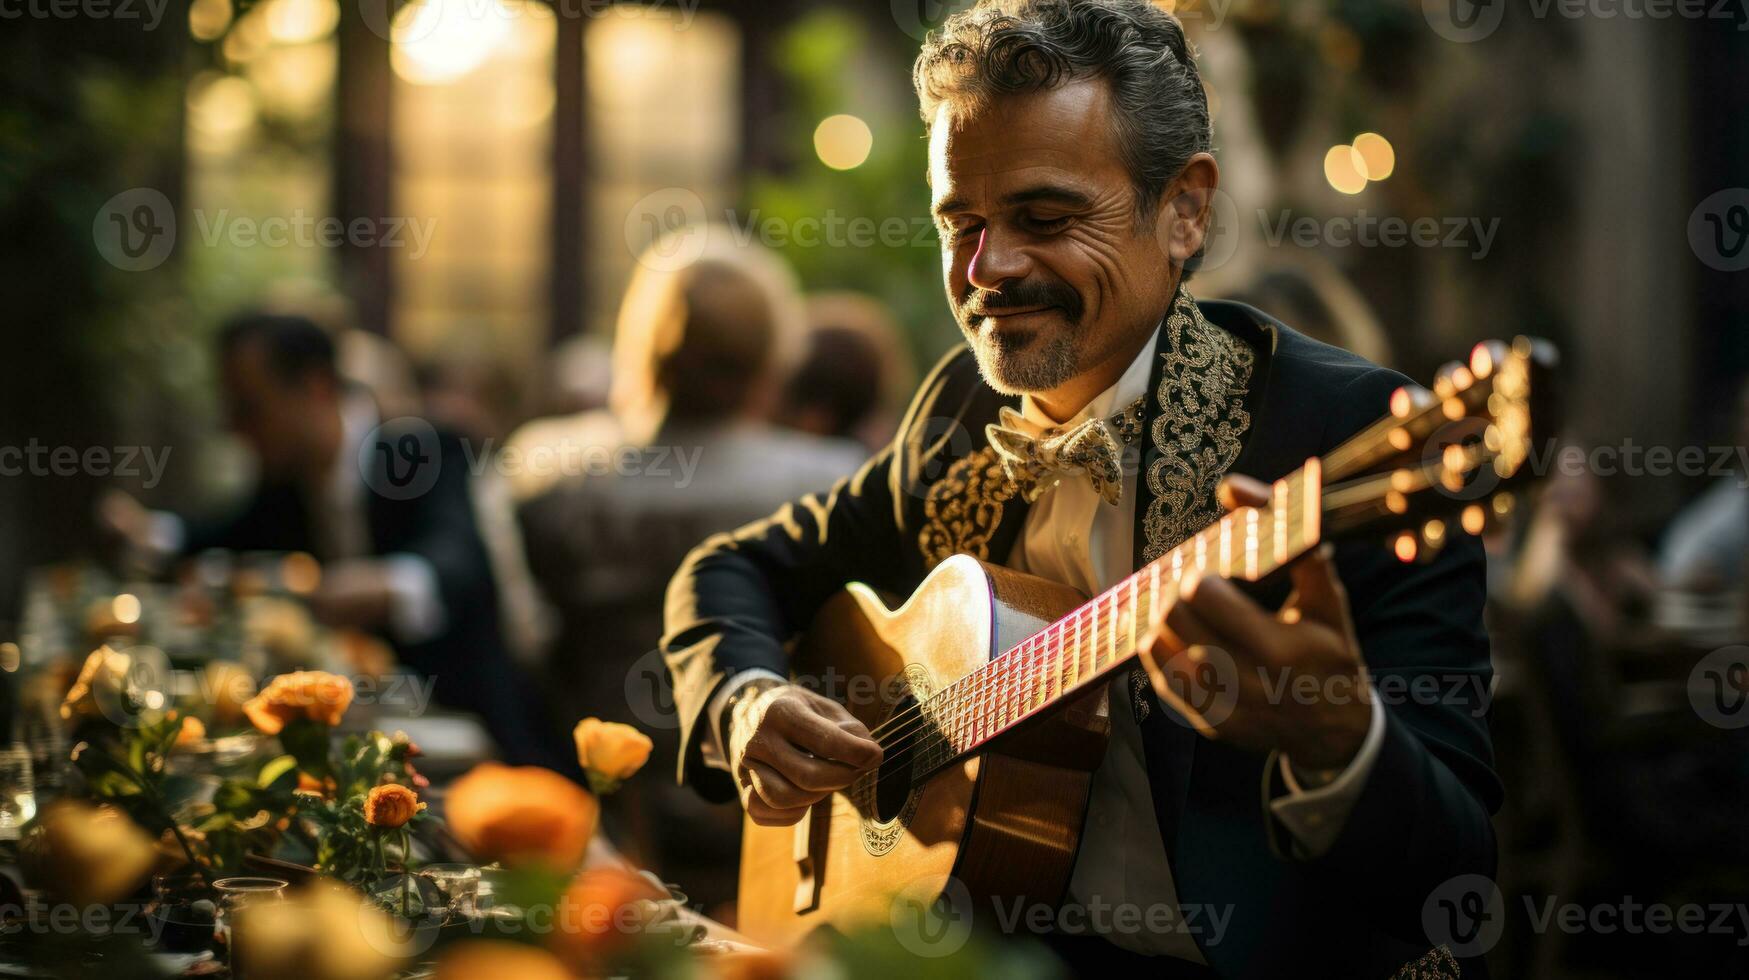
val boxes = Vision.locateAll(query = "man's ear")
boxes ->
[1154,152,1220,269]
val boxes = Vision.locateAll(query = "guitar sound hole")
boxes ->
[873,694,917,822]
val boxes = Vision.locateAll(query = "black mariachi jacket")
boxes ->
[662,291,1501,978]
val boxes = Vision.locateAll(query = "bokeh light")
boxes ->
[813,114,873,170]
[1353,132,1396,182]
[1323,143,1367,195]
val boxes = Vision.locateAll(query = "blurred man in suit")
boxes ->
[104,312,565,769]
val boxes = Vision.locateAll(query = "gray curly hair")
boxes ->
[913,0,1211,218]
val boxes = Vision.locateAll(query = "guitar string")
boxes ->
[861,503,1303,773]
[862,472,1310,752]
[859,443,1506,779]
[860,482,1307,755]
[845,381,1511,800]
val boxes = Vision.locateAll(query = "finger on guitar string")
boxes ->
[1177,571,1285,664]
[779,693,884,769]
[1217,473,1272,511]
[742,757,829,811]
[752,732,865,793]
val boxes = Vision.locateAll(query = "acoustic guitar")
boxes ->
[737,339,1558,944]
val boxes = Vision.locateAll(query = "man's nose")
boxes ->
[966,226,1030,292]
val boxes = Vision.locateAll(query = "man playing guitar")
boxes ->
[661,1,1501,975]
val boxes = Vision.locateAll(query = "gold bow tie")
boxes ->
[985,395,1147,505]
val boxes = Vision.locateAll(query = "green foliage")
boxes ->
[744,9,960,370]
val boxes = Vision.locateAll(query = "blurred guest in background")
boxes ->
[1657,377,1749,595]
[508,230,866,910]
[100,312,567,770]
[775,291,914,451]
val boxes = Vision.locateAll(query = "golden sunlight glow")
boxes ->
[1323,144,1367,195]
[814,114,874,171]
[391,0,518,86]
[1353,132,1396,182]
[264,0,338,44]
[188,0,232,42]
[186,72,258,155]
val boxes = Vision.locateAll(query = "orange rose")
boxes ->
[363,783,425,829]
[243,670,354,735]
[572,719,653,790]
[445,764,598,870]
[550,867,667,967]
[175,715,206,746]
[434,941,572,980]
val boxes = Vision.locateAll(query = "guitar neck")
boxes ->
[901,460,1324,779]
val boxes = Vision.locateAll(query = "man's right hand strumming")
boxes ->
[723,680,883,826]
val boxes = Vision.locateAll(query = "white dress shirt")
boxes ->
[711,328,1385,959]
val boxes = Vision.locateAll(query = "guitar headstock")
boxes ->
[1319,337,1560,561]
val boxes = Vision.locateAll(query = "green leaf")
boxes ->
[257,754,299,790]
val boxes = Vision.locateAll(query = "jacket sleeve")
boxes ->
[1275,366,1503,942]
[661,348,975,800]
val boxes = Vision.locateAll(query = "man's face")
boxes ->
[929,79,1180,401]
[219,343,338,480]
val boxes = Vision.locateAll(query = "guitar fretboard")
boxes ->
[887,461,1322,781]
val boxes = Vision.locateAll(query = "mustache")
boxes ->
[959,280,1084,324]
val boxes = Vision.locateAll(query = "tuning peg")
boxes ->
[1433,361,1468,399]
[1390,384,1435,418]
[1470,340,1513,382]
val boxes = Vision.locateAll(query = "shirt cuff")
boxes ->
[380,553,447,645]
[1266,693,1386,859]
[700,668,788,772]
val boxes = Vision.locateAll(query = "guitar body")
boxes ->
[737,554,1113,944]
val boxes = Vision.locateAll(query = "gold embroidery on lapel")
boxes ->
[1141,290,1257,563]
[919,446,1020,568]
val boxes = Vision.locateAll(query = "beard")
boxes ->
[955,278,1086,395]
